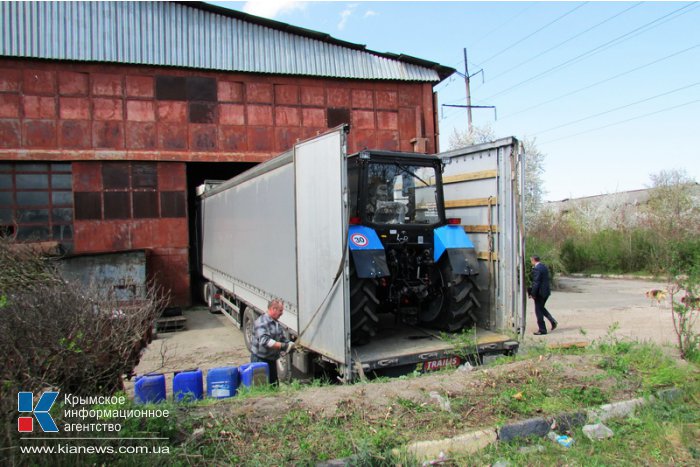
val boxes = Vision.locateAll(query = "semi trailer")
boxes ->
[197,126,525,382]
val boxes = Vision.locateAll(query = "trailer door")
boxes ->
[294,127,350,367]
[439,138,525,336]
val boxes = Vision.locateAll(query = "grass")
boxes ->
[15,339,699,466]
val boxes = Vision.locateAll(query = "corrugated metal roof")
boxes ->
[0,1,454,82]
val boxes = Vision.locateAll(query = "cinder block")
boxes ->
[376,90,398,109]
[351,110,375,130]
[553,412,587,432]
[0,94,20,118]
[58,71,89,96]
[274,106,300,126]
[327,88,351,107]
[351,89,374,109]
[0,120,21,148]
[59,97,91,120]
[219,125,247,151]
[274,84,299,105]
[219,104,245,125]
[93,98,124,121]
[125,122,157,149]
[126,75,154,98]
[0,68,21,92]
[92,73,124,97]
[23,69,56,95]
[190,124,217,151]
[400,429,498,463]
[23,95,56,119]
[377,111,398,130]
[59,120,91,148]
[656,387,682,402]
[158,123,188,150]
[247,105,273,126]
[126,100,155,122]
[157,101,187,123]
[300,86,325,106]
[301,108,326,127]
[246,83,273,103]
[218,80,244,103]
[23,120,57,148]
[498,417,550,442]
[247,126,274,152]
[93,121,124,149]
[588,398,646,423]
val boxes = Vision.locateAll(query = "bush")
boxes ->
[0,240,165,457]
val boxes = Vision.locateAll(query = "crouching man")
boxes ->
[250,298,294,385]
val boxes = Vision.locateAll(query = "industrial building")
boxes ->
[0,1,453,305]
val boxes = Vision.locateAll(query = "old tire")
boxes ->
[425,262,480,332]
[242,307,257,353]
[350,264,380,345]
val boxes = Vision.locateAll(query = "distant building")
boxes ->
[0,1,453,305]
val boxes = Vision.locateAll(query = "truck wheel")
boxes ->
[242,308,257,353]
[204,282,221,314]
[427,262,480,332]
[350,264,380,345]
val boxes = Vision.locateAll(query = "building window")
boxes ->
[0,163,73,244]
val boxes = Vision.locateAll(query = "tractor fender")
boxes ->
[348,226,390,279]
[434,225,479,276]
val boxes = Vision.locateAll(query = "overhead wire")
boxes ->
[478,2,699,103]
[488,2,643,82]
[469,3,536,49]
[534,81,700,135]
[477,2,589,66]
[500,43,700,120]
[540,99,700,145]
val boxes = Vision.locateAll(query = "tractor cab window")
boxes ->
[365,162,439,225]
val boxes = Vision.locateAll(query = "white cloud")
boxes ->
[242,1,305,19]
[364,10,377,18]
[337,4,358,30]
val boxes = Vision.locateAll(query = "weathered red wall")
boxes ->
[0,58,440,306]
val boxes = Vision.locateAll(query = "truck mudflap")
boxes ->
[433,225,478,274]
[348,225,390,278]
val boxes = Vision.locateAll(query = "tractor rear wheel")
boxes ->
[350,263,380,345]
[424,262,480,332]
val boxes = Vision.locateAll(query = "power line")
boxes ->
[500,43,700,120]
[478,2,699,103]
[534,81,700,135]
[469,3,536,49]
[540,99,700,145]
[488,2,643,82]
[477,2,589,66]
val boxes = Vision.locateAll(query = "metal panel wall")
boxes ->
[441,138,524,334]
[0,1,441,81]
[294,129,349,365]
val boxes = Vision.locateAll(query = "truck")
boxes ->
[197,126,525,382]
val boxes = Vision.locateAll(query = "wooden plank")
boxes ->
[443,169,498,185]
[477,251,499,261]
[463,225,499,233]
[547,342,589,349]
[445,197,497,209]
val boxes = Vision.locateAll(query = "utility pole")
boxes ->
[464,47,473,134]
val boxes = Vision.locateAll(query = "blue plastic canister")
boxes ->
[206,366,240,399]
[173,369,203,402]
[239,362,269,387]
[134,373,166,404]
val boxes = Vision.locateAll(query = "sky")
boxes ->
[209,1,700,201]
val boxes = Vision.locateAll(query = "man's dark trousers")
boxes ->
[251,353,278,385]
[534,295,555,333]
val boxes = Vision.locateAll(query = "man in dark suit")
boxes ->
[528,255,558,335]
